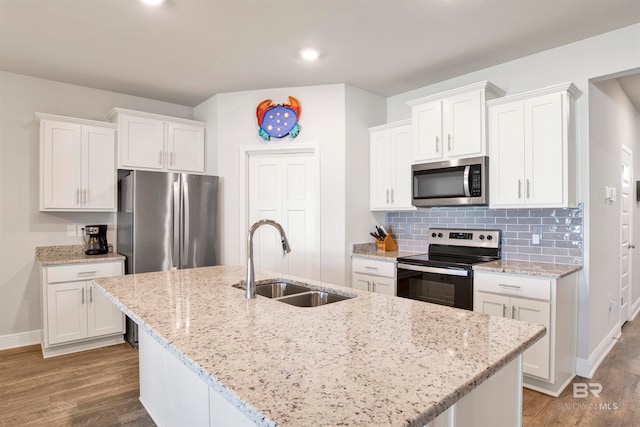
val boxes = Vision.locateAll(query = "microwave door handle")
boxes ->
[463,165,471,197]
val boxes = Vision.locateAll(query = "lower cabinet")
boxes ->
[351,256,396,296]
[41,260,125,357]
[474,270,578,396]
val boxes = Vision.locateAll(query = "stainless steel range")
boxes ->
[396,228,501,310]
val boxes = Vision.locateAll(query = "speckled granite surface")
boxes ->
[473,259,582,278]
[93,265,545,427]
[352,242,420,261]
[36,245,124,265]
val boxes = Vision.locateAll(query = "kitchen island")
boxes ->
[93,265,545,427]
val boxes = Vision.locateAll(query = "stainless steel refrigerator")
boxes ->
[117,170,220,347]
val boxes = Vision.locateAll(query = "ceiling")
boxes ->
[1,0,639,107]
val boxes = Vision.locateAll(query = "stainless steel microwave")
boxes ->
[412,156,488,207]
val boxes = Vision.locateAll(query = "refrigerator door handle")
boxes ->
[182,179,190,266]
[172,181,180,269]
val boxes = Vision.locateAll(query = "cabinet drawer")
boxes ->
[352,257,395,278]
[46,261,122,284]
[475,272,551,301]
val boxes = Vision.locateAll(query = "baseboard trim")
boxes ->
[631,298,640,321]
[0,330,41,351]
[576,324,621,378]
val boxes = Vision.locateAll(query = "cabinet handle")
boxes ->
[158,151,163,165]
[81,288,85,305]
[435,136,439,153]
[391,189,395,203]
[372,282,376,292]
[499,284,521,290]
[170,152,175,166]
[364,266,378,271]
[76,188,80,205]
[518,180,522,199]
[503,304,507,317]
[526,179,531,199]
[367,281,371,292]
[386,189,390,204]
[77,271,97,275]
[447,134,452,152]
[512,305,517,319]
[83,189,88,205]
[89,287,93,303]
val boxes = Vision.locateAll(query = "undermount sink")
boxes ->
[233,279,354,307]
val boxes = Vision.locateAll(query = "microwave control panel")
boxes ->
[469,166,482,196]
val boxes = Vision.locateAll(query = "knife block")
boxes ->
[376,234,398,252]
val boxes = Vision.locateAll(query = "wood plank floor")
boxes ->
[1,315,638,426]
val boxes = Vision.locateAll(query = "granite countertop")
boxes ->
[352,242,420,261]
[473,259,583,278]
[36,245,125,265]
[93,265,545,427]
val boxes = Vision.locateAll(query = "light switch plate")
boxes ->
[531,226,542,246]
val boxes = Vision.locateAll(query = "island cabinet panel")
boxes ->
[488,83,581,209]
[38,115,117,212]
[369,120,414,211]
[40,260,125,358]
[474,269,578,396]
[408,81,505,163]
[109,108,206,173]
[351,256,397,296]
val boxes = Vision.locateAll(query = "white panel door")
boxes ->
[412,101,442,162]
[525,92,564,206]
[489,101,525,207]
[391,125,413,209]
[41,120,82,209]
[166,122,205,173]
[120,114,165,169]
[82,125,116,210]
[372,276,396,296]
[370,130,394,209]
[87,283,124,338]
[443,90,482,157]
[513,298,551,379]
[248,152,319,280]
[621,147,633,322]
[47,282,88,345]
[474,292,510,317]
[351,273,372,292]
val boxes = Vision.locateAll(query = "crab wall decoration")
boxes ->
[256,96,301,141]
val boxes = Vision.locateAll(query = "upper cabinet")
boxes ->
[407,81,505,163]
[370,120,414,211]
[37,113,117,212]
[109,108,205,173]
[487,83,582,209]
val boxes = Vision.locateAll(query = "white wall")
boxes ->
[0,71,194,339]
[635,113,640,316]
[387,23,640,373]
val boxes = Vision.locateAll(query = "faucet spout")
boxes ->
[246,220,291,299]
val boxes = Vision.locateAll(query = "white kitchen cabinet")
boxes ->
[474,269,578,396]
[37,114,117,211]
[41,260,125,358]
[370,120,414,211]
[407,81,505,163]
[488,83,581,208]
[351,257,396,296]
[109,108,206,173]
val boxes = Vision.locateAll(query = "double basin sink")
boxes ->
[235,279,354,307]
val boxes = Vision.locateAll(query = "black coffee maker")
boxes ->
[84,225,108,255]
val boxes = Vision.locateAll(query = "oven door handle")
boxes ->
[397,263,469,277]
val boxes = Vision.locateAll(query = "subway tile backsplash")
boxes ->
[386,205,583,265]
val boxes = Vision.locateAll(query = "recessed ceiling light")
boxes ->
[141,0,165,6]
[299,48,320,61]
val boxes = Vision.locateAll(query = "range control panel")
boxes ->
[427,228,501,248]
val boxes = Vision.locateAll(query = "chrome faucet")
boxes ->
[246,219,291,299]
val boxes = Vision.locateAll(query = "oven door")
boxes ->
[396,263,473,310]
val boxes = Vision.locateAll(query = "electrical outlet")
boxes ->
[66,224,77,237]
[531,226,542,246]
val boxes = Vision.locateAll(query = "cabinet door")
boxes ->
[372,276,396,296]
[390,125,413,209]
[41,120,82,209]
[370,130,394,210]
[513,298,551,379]
[489,101,525,207]
[474,292,510,317]
[82,125,116,210]
[47,282,88,345]
[525,92,564,206]
[87,283,124,338]
[443,90,482,157]
[411,101,442,162]
[120,114,165,169]
[166,122,205,173]
[352,272,373,292]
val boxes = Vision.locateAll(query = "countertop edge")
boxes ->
[473,261,583,279]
